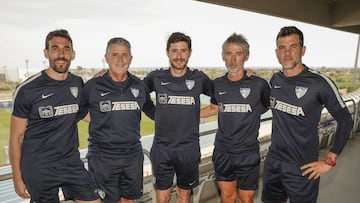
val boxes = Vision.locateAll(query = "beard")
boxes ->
[170,58,188,71]
[227,65,243,74]
[50,58,70,73]
[281,61,298,71]
[278,54,302,71]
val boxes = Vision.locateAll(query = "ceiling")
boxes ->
[195,0,360,34]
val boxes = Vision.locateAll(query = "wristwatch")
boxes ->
[324,157,336,167]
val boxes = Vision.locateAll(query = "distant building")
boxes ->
[0,74,5,81]
[0,67,19,82]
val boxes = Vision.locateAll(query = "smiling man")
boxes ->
[262,26,353,203]
[143,32,213,203]
[9,29,101,203]
[79,37,155,203]
[200,33,270,203]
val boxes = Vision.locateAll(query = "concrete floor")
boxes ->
[207,134,360,203]
[256,134,360,203]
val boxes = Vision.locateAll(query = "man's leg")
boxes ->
[156,188,172,203]
[76,199,101,203]
[217,180,237,203]
[151,147,174,203]
[238,189,255,203]
[118,197,135,203]
[176,186,191,203]
[174,147,200,203]
[262,157,287,203]
[60,160,102,203]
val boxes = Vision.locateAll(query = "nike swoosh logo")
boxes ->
[41,93,54,99]
[189,180,196,186]
[161,81,171,85]
[219,92,226,95]
[101,92,111,96]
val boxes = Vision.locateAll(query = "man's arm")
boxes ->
[82,112,90,123]
[9,115,30,199]
[328,107,353,155]
[301,107,353,180]
[143,97,155,120]
[200,103,218,118]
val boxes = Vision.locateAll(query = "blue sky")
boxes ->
[0,0,358,75]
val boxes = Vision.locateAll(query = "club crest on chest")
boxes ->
[70,86,78,98]
[185,80,195,90]
[295,86,308,99]
[131,87,139,98]
[240,87,250,99]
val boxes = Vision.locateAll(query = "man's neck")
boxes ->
[45,68,68,81]
[283,64,304,77]
[109,71,128,82]
[170,67,187,77]
[227,70,245,81]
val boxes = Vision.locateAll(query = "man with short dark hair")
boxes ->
[262,26,353,203]
[143,32,213,203]
[9,29,101,203]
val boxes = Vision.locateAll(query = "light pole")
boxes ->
[102,59,106,69]
[2,66,6,81]
[353,35,360,85]
[42,60,47,69]
[25,59,29,78]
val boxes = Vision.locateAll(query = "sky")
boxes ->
[0,0,359,77]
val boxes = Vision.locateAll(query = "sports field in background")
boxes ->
[0,108,216,166]
[0,109,155,166]
[0,109,11,166]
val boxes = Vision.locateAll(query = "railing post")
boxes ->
[4,146,9,164]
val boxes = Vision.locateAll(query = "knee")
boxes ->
[118,198,135,203]
[157,194,171,203]
[221,192,236,202]
[176,187,191,201]
[238,192,255,203]
[156,189,171,203]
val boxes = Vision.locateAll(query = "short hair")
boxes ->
[45,29,73,50]
[166,32,191,51]
[222,33,249,56]
[105,37,132,55]
[276,26,304,47]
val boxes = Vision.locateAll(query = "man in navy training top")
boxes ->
[143,32,213,203]
[79,37,155,203]
[201,33,270,203]
[261,26,353,203]
[9,29,101,203]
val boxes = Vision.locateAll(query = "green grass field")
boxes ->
[0,109,216,166]
[0,110,155,166]
[0,109,11,167]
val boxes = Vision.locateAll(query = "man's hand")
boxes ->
[14,179,30,199]
[300,160,332,180]
[245,69,256,77]
[93,69,107,77]
[301,151,337,180]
